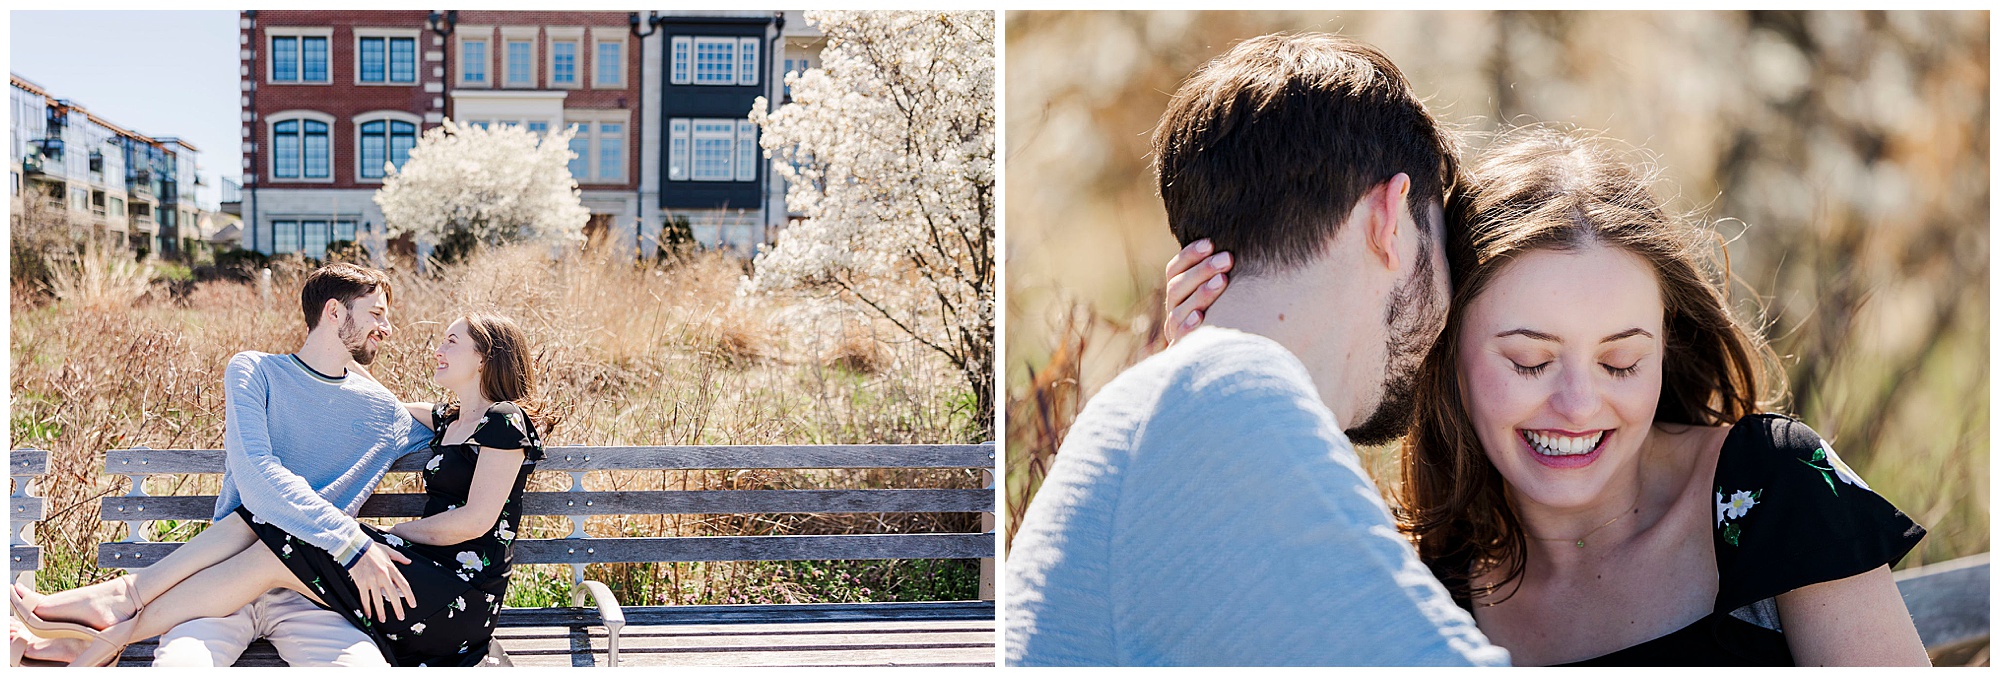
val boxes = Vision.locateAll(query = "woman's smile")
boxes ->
[1520,428,1611,469]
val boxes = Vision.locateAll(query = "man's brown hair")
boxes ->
[300,262,393,330]
[1153,32,1460,277]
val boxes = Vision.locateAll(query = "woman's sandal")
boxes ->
[7,586,100,644]
[9,575,145,664]
[66,626,132,668]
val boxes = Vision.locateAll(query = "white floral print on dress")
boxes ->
[1722,490,1758,519]
[1823,442,1869,490]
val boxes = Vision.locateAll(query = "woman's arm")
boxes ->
[1776,563,1930,666]
[403,402,435,430]
[388,446,527,546]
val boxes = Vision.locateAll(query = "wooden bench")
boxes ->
[11,445,996,667]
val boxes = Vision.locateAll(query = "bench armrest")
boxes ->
[570,579,626,667]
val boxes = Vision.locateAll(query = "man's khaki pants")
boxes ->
[152,589,386,667]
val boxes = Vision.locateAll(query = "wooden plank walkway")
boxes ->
[493,619,994,667]
[99,602,996,667]
[101,618,994,668]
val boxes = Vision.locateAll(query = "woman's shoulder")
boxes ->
[472,402,544,458]
[1709,412,1924,611]
[1712,413,1877,492]
[1717,413,1833,463]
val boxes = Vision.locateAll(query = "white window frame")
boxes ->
[266,27,334,85]
[265,110,336,184]
[457,26,494,88]
[669,117,757,183]
[735,119,757,182]
[545,27,583,90]
[597,120,626,182]
[593,33,626,88]
[301,218,331,257]
[352,111,423,183]
[354,28,421,86]
[500,27,539,89]
[668,118,689,180]
[272,219,302,254]
[737,37,759,87]
[691,37,737,86]
[670,36,691,85]
[563,109,631,185]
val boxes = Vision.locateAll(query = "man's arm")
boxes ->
[219,352,372,567]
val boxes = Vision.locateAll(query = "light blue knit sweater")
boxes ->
[1005,327,1509,666]
[214,351,434,567]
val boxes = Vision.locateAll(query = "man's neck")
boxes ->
[295,331,352,378]
[1201,271,1372,427]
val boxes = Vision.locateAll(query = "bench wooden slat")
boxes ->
[496,601,994,627]
[100,489,994,521]
[12,496,42,523]
[11,449,47,476]
[11,545,39,572]
[105,444,995,474]
[99,533,993,569]
[1894,552,1990,652]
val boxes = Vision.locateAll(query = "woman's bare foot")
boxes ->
[19,577,139,631]
[10,617,87,665]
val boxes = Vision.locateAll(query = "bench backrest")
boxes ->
[13,445,994,575]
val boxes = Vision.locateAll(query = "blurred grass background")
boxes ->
[1004,10,1988,575]
[12,240,987,608]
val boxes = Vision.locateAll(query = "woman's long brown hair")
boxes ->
[447,312,561,436]
[1400,127,1774,606]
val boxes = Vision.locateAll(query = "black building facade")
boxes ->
[656,14,775,212]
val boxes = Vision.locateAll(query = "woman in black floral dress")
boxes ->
[249,394,545,666]
[55,313,551,667]
[262,312,551,666]
[1166,128,1929,665]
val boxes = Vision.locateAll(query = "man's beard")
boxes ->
[1346,232,1446,446]
[338,313,380,366]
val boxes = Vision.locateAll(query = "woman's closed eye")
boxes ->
[1511,360,1551,376]
[1604,361,1640,377]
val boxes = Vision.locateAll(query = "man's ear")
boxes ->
[1362,173,1414,273]
[321,298,346,328]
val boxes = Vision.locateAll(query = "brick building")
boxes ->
[238,10,446,258]
[445,10,644,252]
[238,10,814,261]
[239,9,644,260]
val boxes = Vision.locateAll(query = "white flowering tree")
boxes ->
[374,120,589,260]
[748,10,995,432]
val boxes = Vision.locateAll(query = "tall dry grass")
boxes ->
[13,243,986,606]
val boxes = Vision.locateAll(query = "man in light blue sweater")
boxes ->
[19,263,433,666]
[1005,34,1508,666]
[160,264,434,665]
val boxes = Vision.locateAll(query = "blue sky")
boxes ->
[9,10,240,210]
